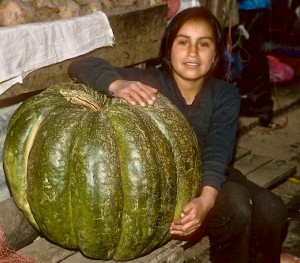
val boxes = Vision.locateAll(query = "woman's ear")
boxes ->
[211,55,219,71]
[213,53,217,62]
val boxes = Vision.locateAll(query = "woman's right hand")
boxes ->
[170,186,218,236]
[108,79,158,107]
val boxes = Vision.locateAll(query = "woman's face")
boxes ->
[170,19,216,85]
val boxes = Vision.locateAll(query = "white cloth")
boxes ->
[178,0,201,12]
[0,11,115,95]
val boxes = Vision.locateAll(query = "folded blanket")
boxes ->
[0,11,115,95]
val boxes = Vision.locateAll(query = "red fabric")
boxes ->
[165,0,181,19]
[276,55,300,77]
[267,55,294,83]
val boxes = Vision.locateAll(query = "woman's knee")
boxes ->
[210,181,252,229]
[253,188,287,227]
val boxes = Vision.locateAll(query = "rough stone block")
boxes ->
[0,198,38,250]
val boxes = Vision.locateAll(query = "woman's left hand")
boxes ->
[170,186,218,236]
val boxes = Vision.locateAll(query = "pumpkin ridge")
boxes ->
[106,103,162,260]
[22,115,44,229]
[131,104,178,256]
[2,93,62,227]
[141,94,201,222]
[69,112,122,259]
[3,115,44,230]
[27,108,82,248]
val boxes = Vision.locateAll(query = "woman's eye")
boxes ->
[179,40,188,45]
[199,42,209,47]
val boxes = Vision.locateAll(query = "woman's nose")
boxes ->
[187,44,197,56]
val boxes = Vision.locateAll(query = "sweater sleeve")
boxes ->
[201,82,241,191]
[68,57,124,96]
[68,56,162,96]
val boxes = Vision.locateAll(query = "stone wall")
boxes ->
[0,0,163,26]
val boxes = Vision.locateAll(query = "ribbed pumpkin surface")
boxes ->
[3,83,201,260]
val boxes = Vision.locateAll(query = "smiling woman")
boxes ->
[170,19,216,104]
[68,6,288,263]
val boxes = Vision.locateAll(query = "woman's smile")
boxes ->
[184,61,200,67]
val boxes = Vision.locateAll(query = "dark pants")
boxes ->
[202,168,288,263]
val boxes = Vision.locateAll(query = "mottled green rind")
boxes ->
[141,95,201,220]
[69,112,122,259]
[2,83,201,260]
[107,101,177,260]
[3,89,73,229]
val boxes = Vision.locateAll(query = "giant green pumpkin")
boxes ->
[3,83,201,260]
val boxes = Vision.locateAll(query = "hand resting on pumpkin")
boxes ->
[108,79,158,107]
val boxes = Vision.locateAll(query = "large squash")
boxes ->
[3,83,201,260]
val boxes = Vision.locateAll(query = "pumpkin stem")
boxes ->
[60,90,102,112]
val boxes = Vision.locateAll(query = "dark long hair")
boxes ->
[159,7,225,78]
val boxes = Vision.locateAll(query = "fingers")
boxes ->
[108,80,158,107]
[170,220,201,236]
[124,85,157,107]
[170,213,201,236]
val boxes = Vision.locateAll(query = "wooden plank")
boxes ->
[234,146,251,161]
[246,160,297,188]
[183,236,210,263]
[233,154,273,175]
[0,3,168,104]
